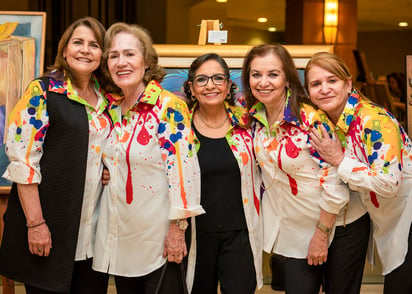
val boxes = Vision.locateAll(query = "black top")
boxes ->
[0,77,90,293]
[194,126,247,232]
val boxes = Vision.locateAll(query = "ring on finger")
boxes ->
[38,248,42,252]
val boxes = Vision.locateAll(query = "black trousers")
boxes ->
[25,258,109,294]
[191,229,256,294]
[283,213,370,294]
[114,261,186,294]
[384,222,412,294]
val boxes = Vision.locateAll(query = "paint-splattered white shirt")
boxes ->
[3,76,112,261]
[250,98,349,258]
[93,81,204,276]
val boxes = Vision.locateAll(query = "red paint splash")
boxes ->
[278,142,299,196]
[370,191,380,208]
[285,137,300,158]
[288,174,298,195]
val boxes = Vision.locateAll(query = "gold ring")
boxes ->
[38,248,42,252]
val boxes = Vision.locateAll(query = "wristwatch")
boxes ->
[316,221,332,236]
[175,219,188,230]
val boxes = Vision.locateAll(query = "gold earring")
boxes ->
[191,95,196,101]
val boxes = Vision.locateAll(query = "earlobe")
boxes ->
[347,80,352,93]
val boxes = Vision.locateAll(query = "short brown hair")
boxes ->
[102,22,166,94]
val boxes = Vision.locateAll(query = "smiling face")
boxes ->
[107,32,147,94]
[189,59,231,109]
[63,25,102,78]
[249,53,289,108]
[306,65,352,124]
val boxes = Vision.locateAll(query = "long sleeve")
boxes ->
[158,95,204,219]
[336,102,403,198]
[3,79,49,184]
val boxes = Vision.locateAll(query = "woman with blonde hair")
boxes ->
[306,51,412,294]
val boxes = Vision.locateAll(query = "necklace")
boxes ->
[197,111,228,129]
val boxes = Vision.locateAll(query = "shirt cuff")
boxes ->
[337,156,356,183]
[168,205,205,220]
[3,161,41,184]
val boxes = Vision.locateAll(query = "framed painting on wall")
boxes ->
[154,44,334,106]
[0,11,46,191]
[0,11,47,78]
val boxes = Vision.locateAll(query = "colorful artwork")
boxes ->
[161,68,306,108]
[161,68,246,106]
[0,11,46,187]
[0,11,46,78]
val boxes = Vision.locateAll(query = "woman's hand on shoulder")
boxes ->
[310,124,344,166]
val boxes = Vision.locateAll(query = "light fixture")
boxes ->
[398,21,409,27]
[216,0,227,2]
[257,17,267,23]
[268,27,277,32]
[323,0,339,44]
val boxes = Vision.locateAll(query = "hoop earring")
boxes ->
[226,93,231,100]
[191,95,196,102]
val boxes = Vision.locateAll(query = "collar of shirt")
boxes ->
[335,89,361,134]
[191,100,250,150]
[249,88,299,130]
[108,80,163,126]
[190,100,249,129]
[47,75,109,113]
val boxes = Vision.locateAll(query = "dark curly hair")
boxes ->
[183,53,237,110]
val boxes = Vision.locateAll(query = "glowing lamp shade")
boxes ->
[323,0,339,44]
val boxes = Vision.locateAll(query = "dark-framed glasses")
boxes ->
[193,74,227,86]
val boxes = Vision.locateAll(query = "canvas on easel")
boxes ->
[197,19,221,45]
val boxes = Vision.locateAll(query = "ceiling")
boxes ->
[193,0,412,32]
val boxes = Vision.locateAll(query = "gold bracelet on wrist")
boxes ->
[316,221,332,236]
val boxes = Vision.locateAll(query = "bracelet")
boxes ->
[316,221,332,236]
[26,220,46,228]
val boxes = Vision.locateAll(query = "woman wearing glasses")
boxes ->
[183,53,263,294]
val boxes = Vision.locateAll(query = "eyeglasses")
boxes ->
[193,74,227,87]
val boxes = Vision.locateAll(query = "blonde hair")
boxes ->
[304,52,352,93]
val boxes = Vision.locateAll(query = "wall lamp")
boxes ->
[323,0,339,44]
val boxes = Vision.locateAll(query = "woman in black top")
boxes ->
[183,53,263,294]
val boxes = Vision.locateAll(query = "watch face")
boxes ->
[177,219,188,230]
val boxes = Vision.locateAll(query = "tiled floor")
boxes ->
[3,283,384,294]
